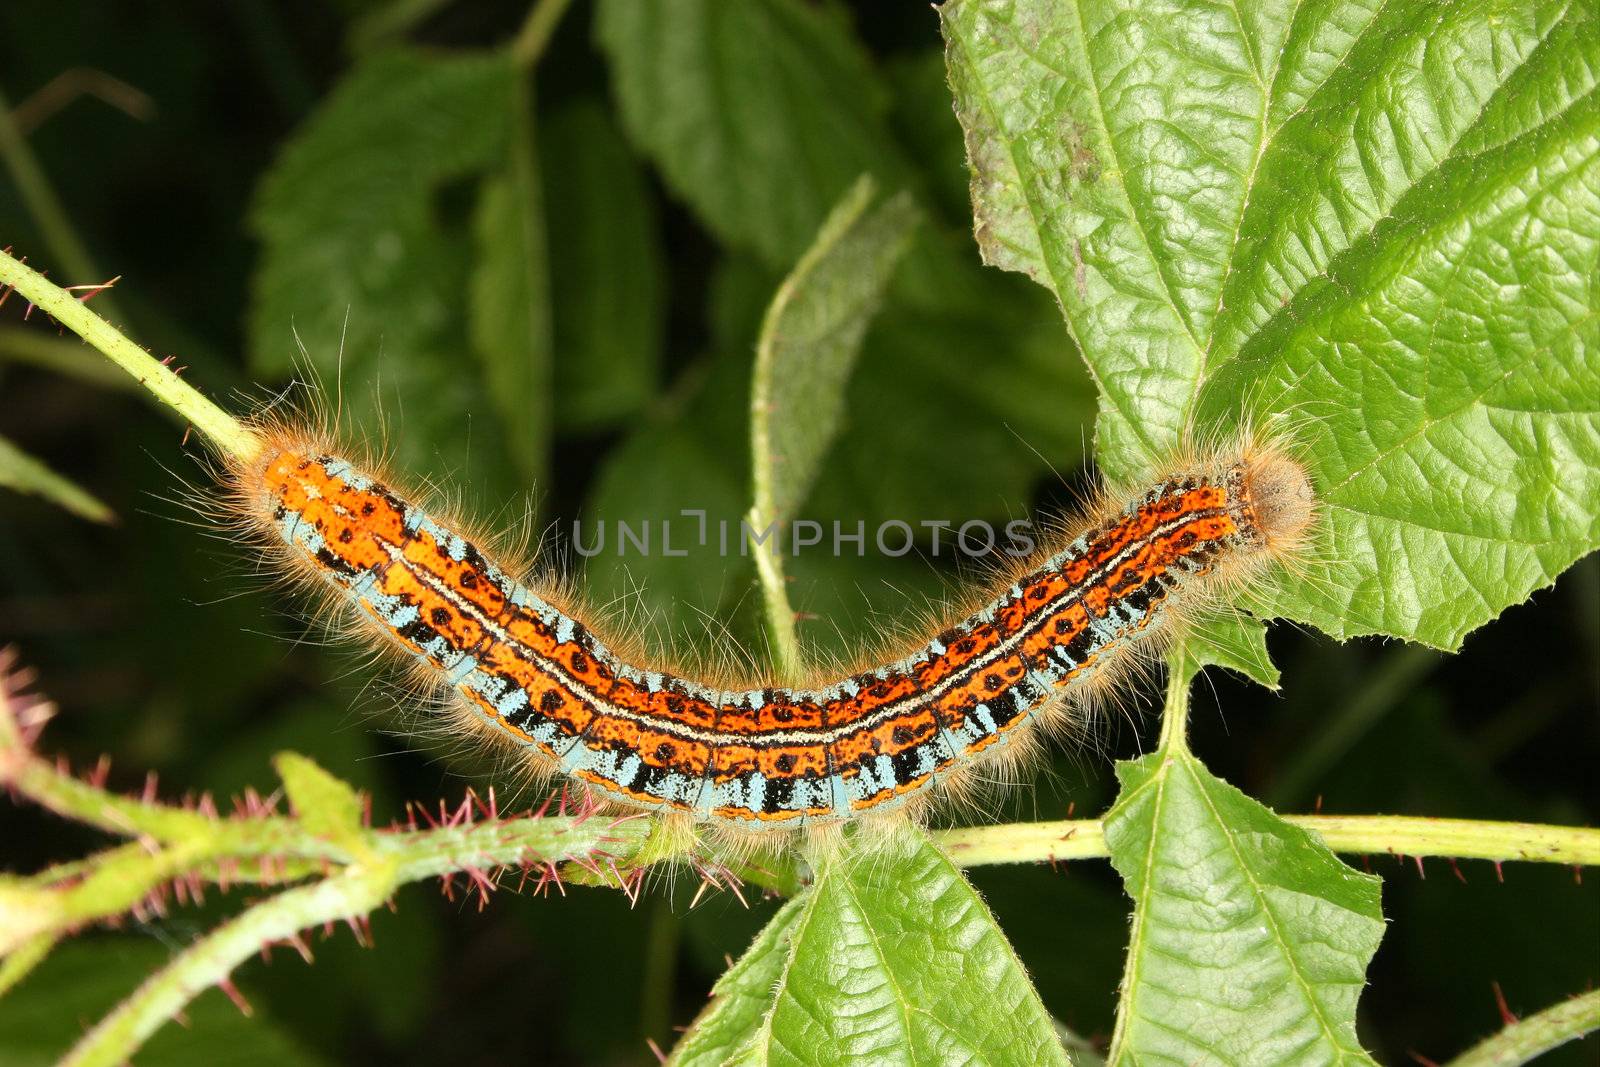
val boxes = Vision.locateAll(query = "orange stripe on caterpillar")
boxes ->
[239,437,1313,830]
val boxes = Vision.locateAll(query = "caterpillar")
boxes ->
[223,419,1315,838]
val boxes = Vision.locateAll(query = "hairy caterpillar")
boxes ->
[222,418,1315,838]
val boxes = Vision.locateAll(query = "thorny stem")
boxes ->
[936,814,1600,868]
[60,868,396,1067]
[1442,988,1600,1067]
[1,676,654,1066]
[0,248,258,462]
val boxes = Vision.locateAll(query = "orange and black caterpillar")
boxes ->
[226,424,1315,834]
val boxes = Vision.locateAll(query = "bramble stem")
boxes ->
[60,867,396,1067]
[1443,988,1600,1067]
[0,249,258,462]
[937,815,1600,868]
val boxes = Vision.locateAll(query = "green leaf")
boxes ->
[249,48,522,494]
[704,831,1069,1067]
[1179,615,1279,690]
[750,176,920,673]
[0,433,112,523]
[541,99,665,432]
[577,352,756,657]
[668,896,807,1067]
[468,78,550,487]
[595,0,904,267]
[942,0,1600,649]
[1104,748,1385,1065]
[273,751,365,852]
[754,176,920,525]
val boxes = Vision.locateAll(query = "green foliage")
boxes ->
[675,833,1067,1067]
[1,1,1598,1065]
[942,0,1600,651]
[1105,745,1385,1064]
[753,178,920,528]
[750,177,920,672]
[594,0,902,268]
[274,752,367,855]
[540,100,664,432]
[250,49,528,493]
[0,433,111,523]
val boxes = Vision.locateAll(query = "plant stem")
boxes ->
[938,820,1107,866]
[59,867,396,1067]
[0,249,258,462]
[1156,660,1192,755]
[511,0,575,69]
[1290,815,1600,867]
[1443,989,1600,1067]
[936,815,1600,868]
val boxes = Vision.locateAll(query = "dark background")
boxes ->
[1,3,1596,1064]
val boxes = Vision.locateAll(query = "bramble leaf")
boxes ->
[249,49,526,496]
[675,831,1069,1067]
[754,176,920,527]
[274,752,364,854]
[1104,746,1385,1065]
[667,897,807,1067]
[468,80,550,488]
[595,0,905,268]
[541,100,665,432]
[942,0,1600,650]
[0,434,112,523]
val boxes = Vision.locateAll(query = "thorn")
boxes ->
[217,976,253,1017]
[645,1037,666,1064]
[1314,794,1323,813]
[1493,861,1505,883]
[286,933,314,964]
[1405,1052,1439,1067]
[1573,865,1584,886]
[1413,855,1425,879]
[343,914,372,947]
[1448,858,1466,884]
[85,754,111,788]
[67,275,120,303]
[1492,982,1518,1026]
[531,790,556,820]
